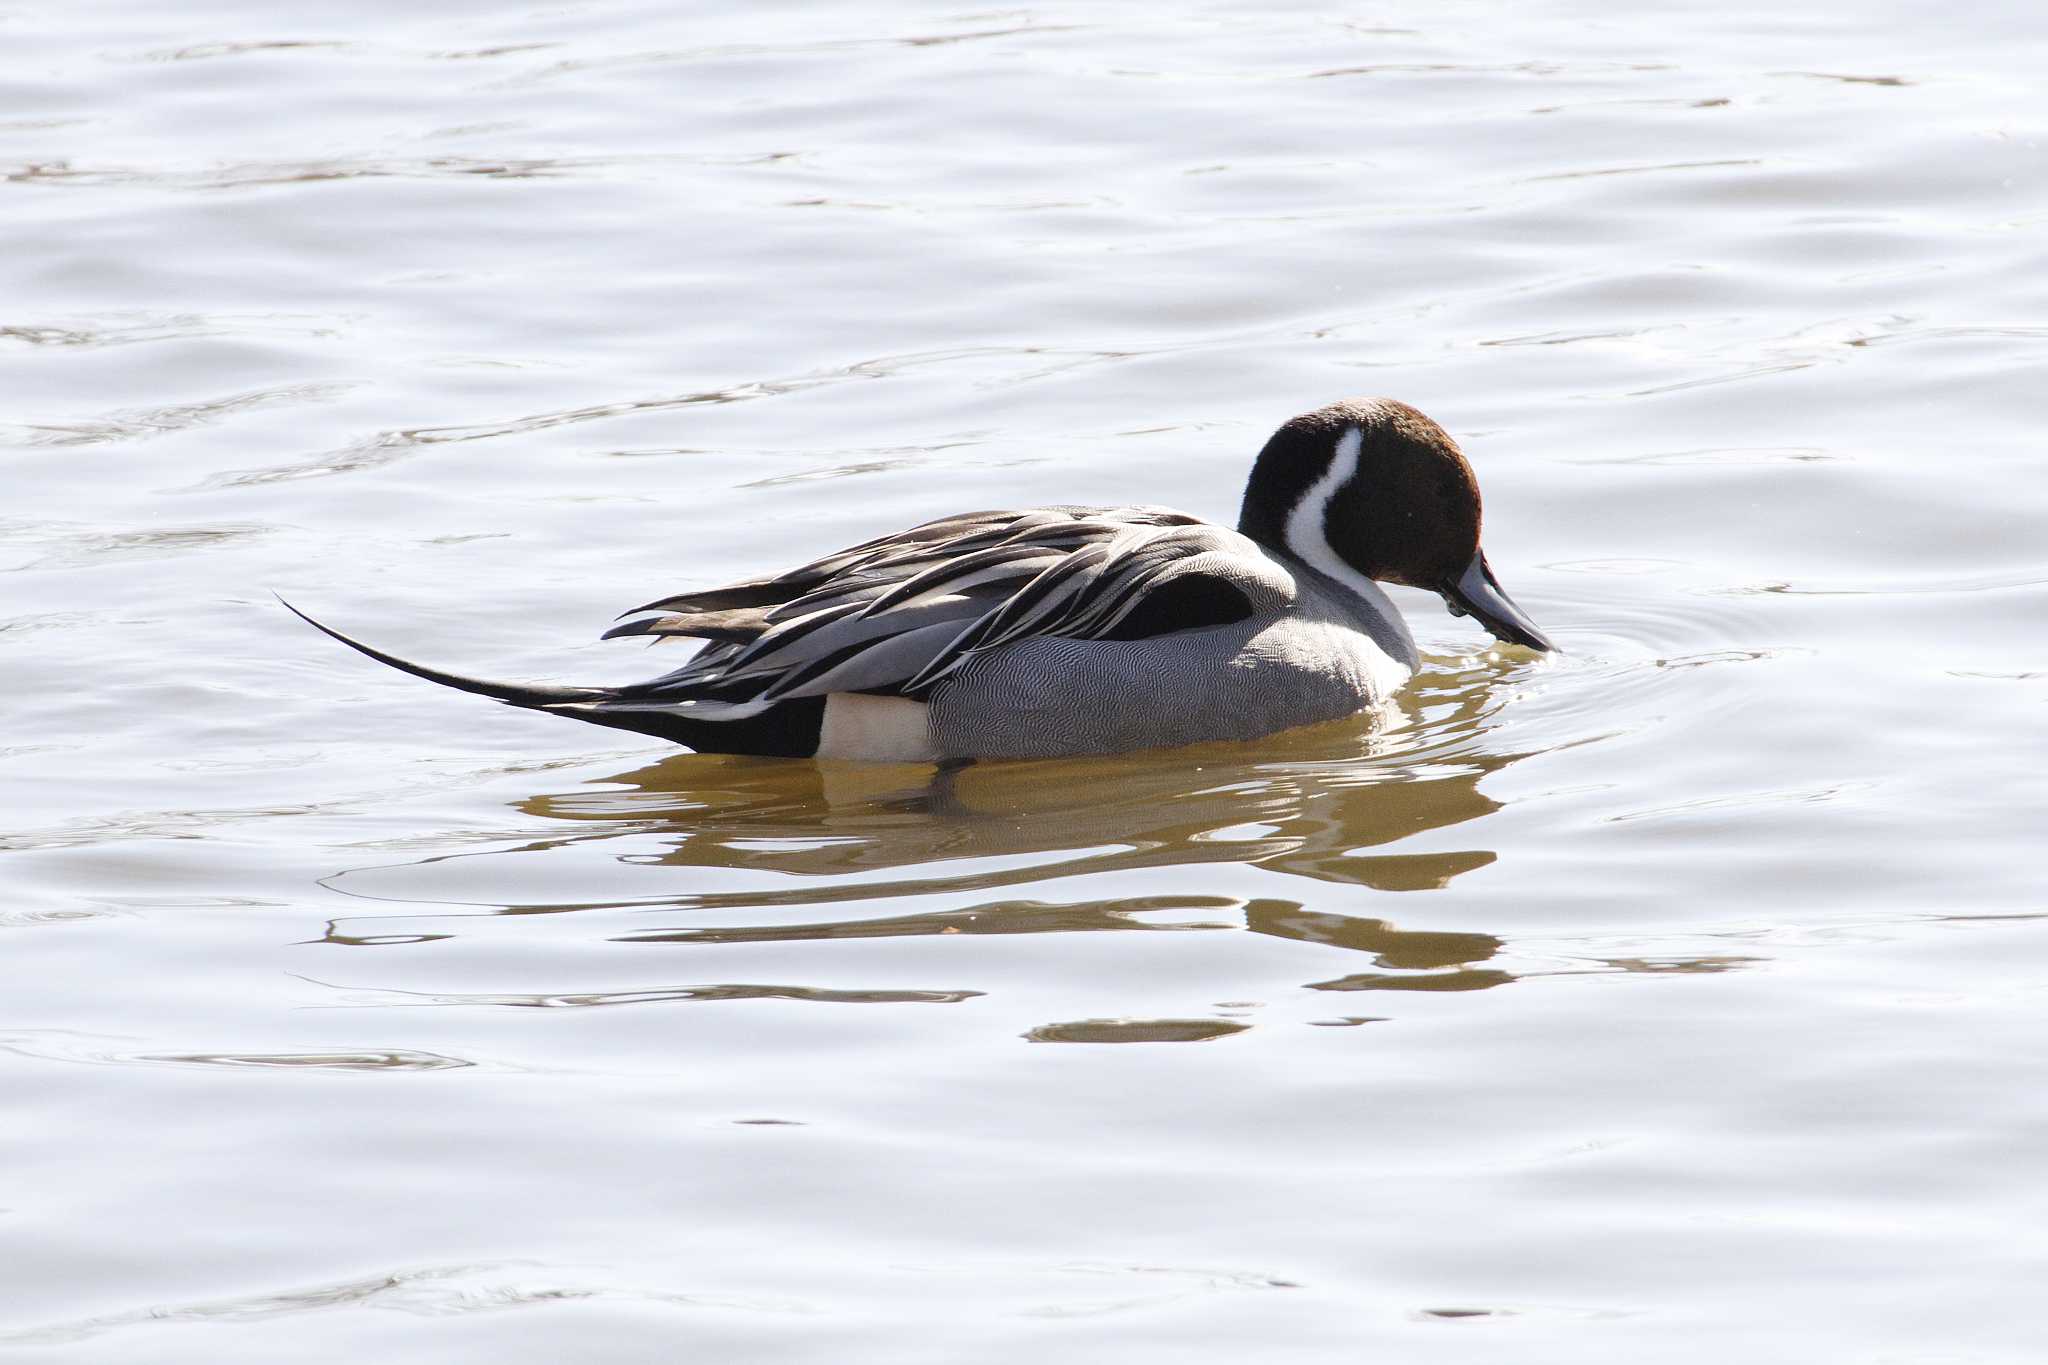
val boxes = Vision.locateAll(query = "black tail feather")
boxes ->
[618,578,810,618]
[279,596,827,756]
[276,596,599,709]
[598,607,771,644]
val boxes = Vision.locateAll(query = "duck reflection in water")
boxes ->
[512,652,1527,891]
[318,655,1758,1007]
[320,656,1566,996]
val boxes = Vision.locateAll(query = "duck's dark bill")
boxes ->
[1441,550,1555,653]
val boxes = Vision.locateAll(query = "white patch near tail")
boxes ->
[815,693,938,762]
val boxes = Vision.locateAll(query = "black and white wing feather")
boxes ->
[597,506,1283,718]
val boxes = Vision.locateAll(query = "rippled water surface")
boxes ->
[5,2,2047,1359]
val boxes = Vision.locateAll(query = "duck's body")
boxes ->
[927,602,1405,762]
[290,399,1552,762]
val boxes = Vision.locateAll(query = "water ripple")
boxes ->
[0,1261,816,1346]
[0,311,345,349]
[3,382,354,448]
[0,1031,475,1072]
[4,151,792,192]
[302,978,982,1008]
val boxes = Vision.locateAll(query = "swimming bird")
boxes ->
[286,398,1553,762]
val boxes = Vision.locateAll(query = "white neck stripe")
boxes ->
[1282,427,1382,602]
[1279,426,1417,682]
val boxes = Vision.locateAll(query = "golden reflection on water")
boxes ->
[302,656,1753,1017]
[1024,1018,1253,1044]
[536,735,1509,896]
[311,658,1513,916]
[506,655,1519,893]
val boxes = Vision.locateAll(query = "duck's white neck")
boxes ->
[1284,428,1380,602]
[1280,426,1417,671]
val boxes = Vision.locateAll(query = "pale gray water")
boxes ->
[4,2,2047,1360]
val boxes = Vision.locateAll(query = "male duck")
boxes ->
[288,398,1553,762]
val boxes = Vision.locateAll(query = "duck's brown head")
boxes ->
[1237,398,1554,651]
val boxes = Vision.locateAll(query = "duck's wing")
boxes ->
[613,509,1042,618]
[599,508,1287,715]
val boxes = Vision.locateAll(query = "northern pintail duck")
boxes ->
[288,398,1553,762]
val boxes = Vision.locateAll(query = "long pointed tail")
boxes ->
[278,596,826,756]
[277,596,602,708]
